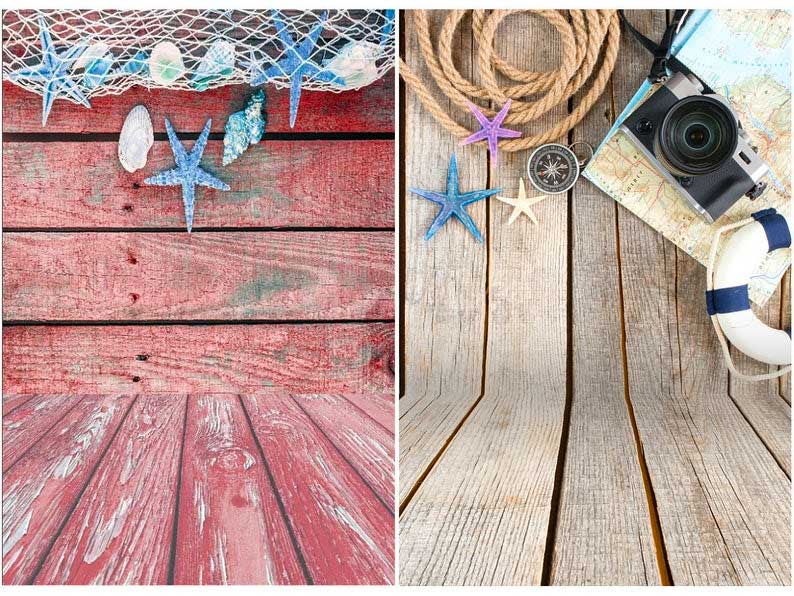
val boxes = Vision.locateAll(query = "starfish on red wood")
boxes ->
[460,99,522,167]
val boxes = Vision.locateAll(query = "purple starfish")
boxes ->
[460,99,522,166]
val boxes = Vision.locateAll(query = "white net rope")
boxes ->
[2,9,395,100]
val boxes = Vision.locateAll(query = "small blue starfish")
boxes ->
[143,118,230,233]
[7,16,90,126]
[244,10,344,127]
[410,154,500,243]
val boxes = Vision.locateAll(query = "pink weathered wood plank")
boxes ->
[174,394,306,585]
[2,394,134,585]
[35,393,187,585]
[2,394,35,416]
[3,232,394,321]
[3,394,80,471]
[2,73,395,133]
[242,390,394,584]
[293,393,394,510]
[3,324,394,395]
[340,392,393,433]
[2,140,394,229]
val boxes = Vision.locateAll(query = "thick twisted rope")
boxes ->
[399,9,621,150]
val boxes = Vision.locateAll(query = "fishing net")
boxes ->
[2,9,395,100]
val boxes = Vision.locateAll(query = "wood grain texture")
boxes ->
[293,393,394,511]
[399,10,487,506]
[2,140,394,229]
[3,232,394,321]
[2,74,394,134]
[35,394,187,585]
[400,12,568,585]
[729,288,791,477]
[2,394,80,471]
[619,194,791,585]
[243,390,394,584]
[3,394,35,416]
[549,10,664,586]
[340,392,394,432]
[2,394,134,584]
[3,323,394,395]
[174,394,306,585]
[780,272,791,404]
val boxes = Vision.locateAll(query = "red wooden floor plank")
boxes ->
[174,394,306,585]
[35,393,187,585]
[2,394,134,585]
[3,324,394,395]
[242,390,394,584]
[341,392,394,433]
[2,394,35,416]
[2,140,394,229]
[3,394,80,471]
[2,73,395,133]
[293,393,394,511]
[3,232,394,321]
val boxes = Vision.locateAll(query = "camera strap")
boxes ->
[618,10,714,93]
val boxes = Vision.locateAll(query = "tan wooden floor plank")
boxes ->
[400,11,567,585]
[549,10,665,586]
[399,10,487,506]
[619,204,791,585]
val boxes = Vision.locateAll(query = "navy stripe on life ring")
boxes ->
[752,209,791,251]
[705,285,750,316]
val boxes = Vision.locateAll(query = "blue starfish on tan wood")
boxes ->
[7,16,90,126]
[244,10,344,128]
[143,118,230,233]
[410,154,500,243]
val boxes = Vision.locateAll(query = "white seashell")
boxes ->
[191,39,235,91]
[118,105,154,173]
[323,41,382,89]
[73,42,110,70]
[149,41,184,85]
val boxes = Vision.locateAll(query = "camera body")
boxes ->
[620,72,768,222]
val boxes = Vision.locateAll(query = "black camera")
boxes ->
[620,72,769,222]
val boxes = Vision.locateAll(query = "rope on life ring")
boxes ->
[706,208,791,381]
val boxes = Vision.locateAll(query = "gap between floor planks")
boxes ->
[2,392,394,585]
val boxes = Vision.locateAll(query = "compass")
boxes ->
[527,142,591,194]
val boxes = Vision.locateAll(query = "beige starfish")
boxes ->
[493,178,549,225]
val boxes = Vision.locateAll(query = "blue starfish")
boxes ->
[7,16,90,126]
[410,154,500,243]
[245,10,344,128]
[143,118,230,233]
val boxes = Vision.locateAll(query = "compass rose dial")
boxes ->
[527,143,580,194]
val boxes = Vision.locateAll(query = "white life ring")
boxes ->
[706,208,791,380]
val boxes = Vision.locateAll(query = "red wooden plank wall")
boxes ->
[3,74,395,393]
[3,52,395,584]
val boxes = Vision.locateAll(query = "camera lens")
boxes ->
[655,96,738,176]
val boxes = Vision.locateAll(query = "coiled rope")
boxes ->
[399,9,621,151]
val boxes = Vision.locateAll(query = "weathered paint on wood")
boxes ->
[2,72,395,133]
[2,323,394,395]
[401,12,568,584]
[619,194,791,584]
[293,393,394,511]
[35,394,187,585]
[340,392,394,433]
[243,390,394,584]
[399,10,487,506]
[2,394,35,416]
[2,140,394,229]
[3,232,394,321]
[174,394,306,585]
[550,10,665,586]
[3,394,80,471]
[2,394,134,584]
